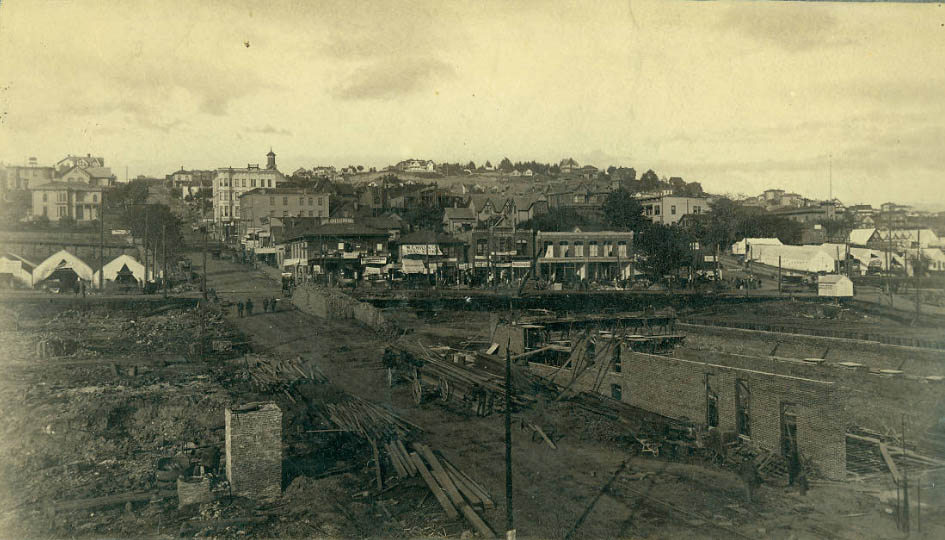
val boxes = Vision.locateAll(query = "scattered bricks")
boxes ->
[177,475,212,508]
[225,402,282,499]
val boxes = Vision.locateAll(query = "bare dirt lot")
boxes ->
[1,254,942,538]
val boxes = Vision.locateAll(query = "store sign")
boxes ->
[362,256,387,265]
[401,244,443,256]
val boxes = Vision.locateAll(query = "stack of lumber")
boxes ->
[323,395,421,442]
[243,354,327,387]
[569,391,695,442]
[396,442,496,538]
[390,340,536,414]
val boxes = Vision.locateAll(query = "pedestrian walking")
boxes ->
[81,282,86,298]
[236,301,244,318]
[245,298,254,316]
[262,298,270,312]
[271,297,278,312]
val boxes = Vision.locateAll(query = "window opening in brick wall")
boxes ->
[735,378,751,437]
[613,344,621,373]
[610,383,622,401]
[705,373,719,428]
[780,403,798,458]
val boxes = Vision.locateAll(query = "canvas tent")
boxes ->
[0,253,36,288]
[32,250,94,286]
[848,228,878,247]
[92,254,146,287]
[750,244,836,273]
[731,237,781,256]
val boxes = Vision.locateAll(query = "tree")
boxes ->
[57,215,78,229]
[484,160,493,170]
[357,165,364,171]
[466,161,476,171]
[640,169,660,192]
[403,206,444,232]
[636,223,692,283]
[602,189,646,232]
[681,182,703,197]
[499,157,513,171]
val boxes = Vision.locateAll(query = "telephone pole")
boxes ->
[99,189,105,290]
[504,345,514,535]
[202,224,208,299]
[163,224,168,298]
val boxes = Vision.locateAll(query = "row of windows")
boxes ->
[267,196,325,206]
[269,210,326,217]
[40,192,98,203]
[219,177,276,188]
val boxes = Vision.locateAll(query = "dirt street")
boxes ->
[198,253,931,539]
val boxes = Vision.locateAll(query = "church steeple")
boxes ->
[266,148,276,170]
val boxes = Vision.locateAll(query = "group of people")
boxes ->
[235,296,280,317]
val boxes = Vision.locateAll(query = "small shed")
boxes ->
[818,274,853,297]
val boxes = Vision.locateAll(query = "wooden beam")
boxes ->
[409,452,458,519]
[396,440,417,476]
[459,502,497,539]
[879,443,901,485]
[415,444,465,507]
[531,423,557,450]
[384,442,407,478]
[442,459,495,509]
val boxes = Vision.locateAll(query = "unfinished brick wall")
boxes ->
[225,402,282,499]
[622,351,846,480]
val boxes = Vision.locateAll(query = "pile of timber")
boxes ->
[387,442,495,538]
[569,391,696,444]
[390,340,536,415]
[323,395,421,442]
[242,355,329,406]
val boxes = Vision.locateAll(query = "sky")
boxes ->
[1,0,943,208]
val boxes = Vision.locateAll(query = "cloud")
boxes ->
[247,124,292,136]
[332,57,456,100]
[718,4,849,51]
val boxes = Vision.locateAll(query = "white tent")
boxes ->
[848,228,877,247]
[0,253,36,287]
[32,250,94,285]
[750,244,836,273]
[732,237,781,256]
[92,254,146,288]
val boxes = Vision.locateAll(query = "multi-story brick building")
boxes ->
[535,229,634,282]
[1,158,56,191]
[212,149,285,241]
[237,187,330,244]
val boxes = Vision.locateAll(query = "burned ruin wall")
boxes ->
[225,402,282,498]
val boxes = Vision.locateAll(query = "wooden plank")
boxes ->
[396,440,417,476]
[531,424,557,450]
[878,443,901,485]
[445,467,483,507]
[370,439,383,489]
[415,444,465,507]
[385,442,407,478]
[409,452,458,519]
[50,489,177,513]
[442,459,494,509]
[459,501,497,539]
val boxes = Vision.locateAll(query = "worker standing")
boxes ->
[236,300,244,318]
[245,298,254,316]
[262,298,270,313]
[739,458,762,504]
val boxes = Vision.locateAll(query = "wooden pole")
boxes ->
[99,189,105,289]
[778,256,782,295]
[202,224,208,299]
[144,205,150,286]
[505,345,513,532]
[915,228,921,320]
[162,224,168,298]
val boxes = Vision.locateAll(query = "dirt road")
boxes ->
[200,253,916,539]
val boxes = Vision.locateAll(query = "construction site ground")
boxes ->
[0,252,942,538]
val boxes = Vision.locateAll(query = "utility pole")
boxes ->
[144,205,149,285]
[163,224,168,298]
[886,216,894,306]
[902,415,910,532]
[202,224,208,299]
[915,228,921,320]
[504,345,514,535]
[99,189,105,290]
[778,256,782,295]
